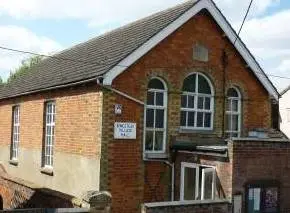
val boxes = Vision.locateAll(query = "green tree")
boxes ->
[8,55,42,83]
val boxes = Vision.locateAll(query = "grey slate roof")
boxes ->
[0,0,198,99]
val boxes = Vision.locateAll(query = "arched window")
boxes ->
[226,87,241,137]
[180,73,214,129]
[144,78,167,153]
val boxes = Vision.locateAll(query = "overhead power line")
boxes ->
[0,45,289,81]
[234,0,254,45]
[0,43,288,82]
[0,45,128,68]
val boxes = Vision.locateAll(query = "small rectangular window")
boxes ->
[43,101,56,167]
[11,106,20,160]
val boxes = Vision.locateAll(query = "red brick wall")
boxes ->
[142,201,231,213]
[0,83,102,157]
[231,140,290,213]
[103,10,271,213]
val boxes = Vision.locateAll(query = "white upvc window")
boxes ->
[144,78,167,153]
[180,162,216,201]
[11,106,20,160]
[43,101,56,167]
[180,73,214,130]
[226,87,241,138]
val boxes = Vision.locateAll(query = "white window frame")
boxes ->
[225,87,242,138]
[180,162,200,201]
[43,101,56,168]
[143,77,167,154]
[180,162,216,201]
[11,105,20,160]
[180,72,214,130]
[201,167,216,200]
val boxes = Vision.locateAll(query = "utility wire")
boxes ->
[0,45,128,68]
[234,0,254,45]
[0,45,289,81]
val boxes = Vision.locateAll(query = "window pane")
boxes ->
[203,170,214,200]
[205,97,211,110]
[145,131,154,151]
[156,92,164,106]
[155,109,164,128]
[148,79,164,90]
[227,88,239,97]
[197,97,204,109]
[248,188,261,213]
[226,99,231,111]
[204,113,211,128]
[197,112,203,127]
[183,75,196,92]
[232,115,239,131]
[232,99,239,112]
[181,95,187,108]
[226,115,239,132]
[147,92,154,105]
[188,112,195,127]
[198,75,211,94]
[183,167,196,200]
[155,131,164,151]
[180,111,187,126]
[146,109,154,128]
[188,96,195,108]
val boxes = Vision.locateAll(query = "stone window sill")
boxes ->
[9,159,19,166]
[40,166,54,176]
[179,127,214,134]
[144,152,169,160]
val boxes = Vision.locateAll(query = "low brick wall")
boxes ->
[141,200,231,213]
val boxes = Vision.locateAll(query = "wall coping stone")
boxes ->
[143,199,230,208]
[229,138,290,143]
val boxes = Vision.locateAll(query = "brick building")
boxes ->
[0,0,288,213]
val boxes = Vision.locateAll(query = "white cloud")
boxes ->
[0,0,288,91]
[239,9,290,91]
[0,0,278,28]
[0,25,62,81]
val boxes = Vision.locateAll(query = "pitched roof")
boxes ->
[0,0,198,100]
[0,0,279,100]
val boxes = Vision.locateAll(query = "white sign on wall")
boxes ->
[114,122,136,139]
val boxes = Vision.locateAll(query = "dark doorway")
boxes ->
[246,181,279,213]
[0,195,3,210]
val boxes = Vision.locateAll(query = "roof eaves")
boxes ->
[0,76,101,101]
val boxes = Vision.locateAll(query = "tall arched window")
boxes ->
[226,87,241,137]
[144,78,167,153]
[180,73,214,129]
